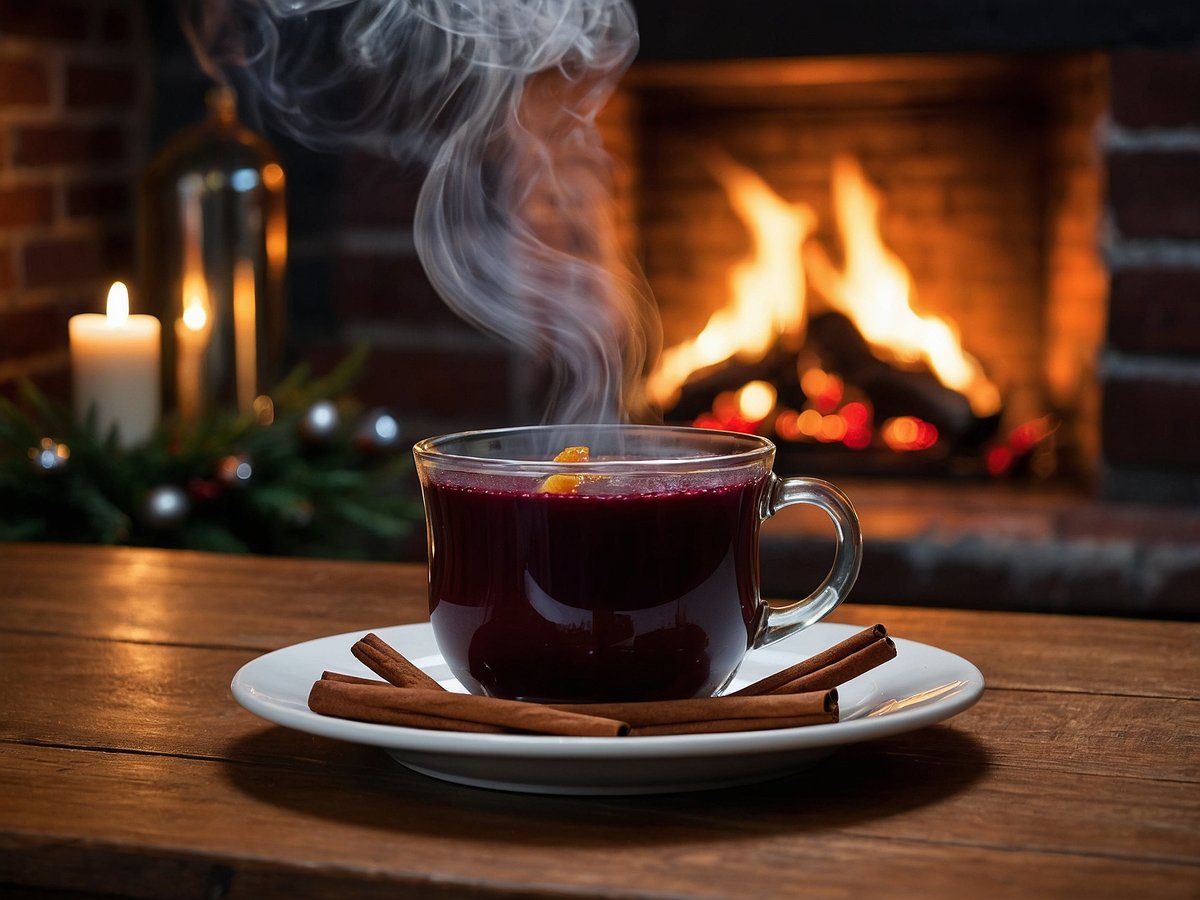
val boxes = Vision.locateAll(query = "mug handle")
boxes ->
[754,475,863,648]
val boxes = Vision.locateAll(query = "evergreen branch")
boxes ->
[0,358,421,560]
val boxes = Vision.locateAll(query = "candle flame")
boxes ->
[106,282,129,325]
[183,301,207,331]
[182,275,210,332]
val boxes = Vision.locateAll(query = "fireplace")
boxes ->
[604,53,1106,483]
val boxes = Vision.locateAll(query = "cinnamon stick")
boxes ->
[308,680,630,737]
[730,624,895,696]
[552,690,837,733]
[552,696,835,729]
[320,670,389,687]
[350,632,446,691]
[755,637,897,694]
[630,715,835,736]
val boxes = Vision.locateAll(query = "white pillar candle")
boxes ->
[69,282,161,448]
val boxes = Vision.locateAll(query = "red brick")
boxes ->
[0,183,55,228]
[0,245,14,294]
[22,237,103,288]
[1108,150,1200,239]
[1101,373,1200,468]
[333,251,457,325]
[0,367,70,408]
[302,342,512,416]
[0,58,51,107]
[66,62,138,108]
[0,304,67,359]
[1111,49,1200,130]
[1146,545,1200,614]
[100,6,132,42]
[99,229,134,277]
[1108,268,1200,355]
[13,124,125,167]
[0,3,90,41]
[1060,502,1200,546]
[336,154,424,227]
[65,179,131,218]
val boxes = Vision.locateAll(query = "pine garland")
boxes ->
[0,349,423,560]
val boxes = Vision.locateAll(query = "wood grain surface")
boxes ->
[0,543,1196,899]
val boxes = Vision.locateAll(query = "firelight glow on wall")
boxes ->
[139,84,287,423]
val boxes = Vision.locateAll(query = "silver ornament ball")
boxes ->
[140,485,190,531]
[216,453,254,487]
[29,438,70,475]
[354,409,402,455]
[299,400,341,444]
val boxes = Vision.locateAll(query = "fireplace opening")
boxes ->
[605,53,1108,484]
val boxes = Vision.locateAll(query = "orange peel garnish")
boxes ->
[553,446,591,463]
[540,446,592,493]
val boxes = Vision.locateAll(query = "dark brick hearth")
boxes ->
[761,480,1200,618]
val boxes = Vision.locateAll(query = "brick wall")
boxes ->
[307,148,527,439]
[0,1,147,402]
[297,85,643,437]
[1101,47,1200,504]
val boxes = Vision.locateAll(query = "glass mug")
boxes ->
[413,424,862,703]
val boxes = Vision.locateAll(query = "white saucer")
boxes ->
[231,622,984,795]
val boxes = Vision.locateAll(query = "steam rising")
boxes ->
[183,0,657,423]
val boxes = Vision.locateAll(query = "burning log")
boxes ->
[807,312,1000,450]
[663,311,1000,454]
[669,346,802,421]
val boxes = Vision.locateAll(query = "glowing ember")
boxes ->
[799,367,844,414]
[986,415,1058,476]
[736,380,776,422]
[881,416,939,452]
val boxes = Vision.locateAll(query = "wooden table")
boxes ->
[1,542,1197,899]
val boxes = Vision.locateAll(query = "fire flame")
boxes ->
[647,152,1001,420]
[645,155,816,408]
[806,155,1001,417]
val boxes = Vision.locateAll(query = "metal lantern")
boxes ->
[140,85,287,423]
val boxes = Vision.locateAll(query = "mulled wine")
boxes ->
[423,473,769,702]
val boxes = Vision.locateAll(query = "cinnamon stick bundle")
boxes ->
[730,624,896,696]
[309,624,896,737]
[310,676,837,737]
